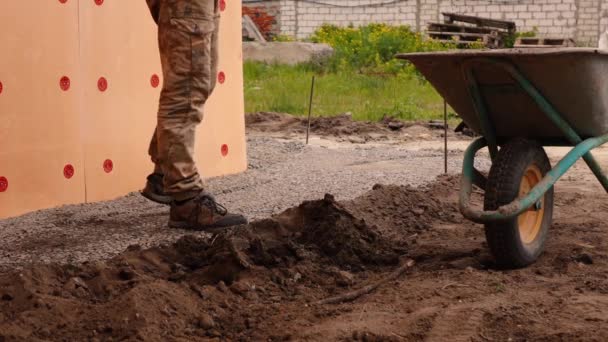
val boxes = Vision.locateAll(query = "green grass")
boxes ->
[243,61,447,122]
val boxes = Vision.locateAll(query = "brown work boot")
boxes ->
[169,192,247,230]
[141,173,172,205]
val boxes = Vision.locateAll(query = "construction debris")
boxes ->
[427,12,516,48]
[242,15,266,42]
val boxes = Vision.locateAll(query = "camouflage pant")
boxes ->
[146,0,220,201]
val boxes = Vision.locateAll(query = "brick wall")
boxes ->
[599,0,608,42]
[279,0,298,36]
[257,0,607,45]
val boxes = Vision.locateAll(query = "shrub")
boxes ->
[505,27,539,48]
[309,23,458,74]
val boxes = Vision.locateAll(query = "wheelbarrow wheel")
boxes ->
[484,138,554,269]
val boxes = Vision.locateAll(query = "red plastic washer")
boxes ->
[0,81,3,94]
[64,164,75,179]
[59,0,68,3]
[151,74,160,88]
[60,76,71,91]
[220,0,226,11]
[95,0,104,5]
[98,77,108,92]
[103,159,114,173]
[221,144,229,157]
[218,71,226,84]
[0,177,7,192]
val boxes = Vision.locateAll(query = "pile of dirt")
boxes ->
[3,173,608,340]
[245,112,463,142]
[345,175,462,233]
[0,179,460,341]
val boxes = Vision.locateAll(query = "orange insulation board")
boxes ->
[0,0,247,219]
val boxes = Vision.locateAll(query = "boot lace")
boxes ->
[195,194,228,216]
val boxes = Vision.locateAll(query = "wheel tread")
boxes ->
[483,138,553,268]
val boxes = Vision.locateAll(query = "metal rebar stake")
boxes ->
[306,75,316,145]
[444,99,448,174]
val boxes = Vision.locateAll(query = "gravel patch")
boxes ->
[0,135,487,272]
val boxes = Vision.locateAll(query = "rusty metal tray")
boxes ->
[396,48,608,139]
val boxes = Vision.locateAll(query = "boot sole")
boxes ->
[140,190,173,205]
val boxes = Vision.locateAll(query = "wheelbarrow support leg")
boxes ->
[463,68,499,160]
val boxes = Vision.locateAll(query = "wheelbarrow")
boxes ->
[395,48,608,268]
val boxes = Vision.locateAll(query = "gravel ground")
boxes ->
[0,134,485,272]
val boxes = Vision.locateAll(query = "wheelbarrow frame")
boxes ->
[458,57,608,223]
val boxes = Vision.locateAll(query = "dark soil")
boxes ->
[2,175,608,341]
[245,112,467,142]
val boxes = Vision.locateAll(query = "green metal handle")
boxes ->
[462,58,608,193]
[460,134,608,223]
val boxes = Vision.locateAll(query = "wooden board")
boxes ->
[0,0,247,218]
[0,1,85,218]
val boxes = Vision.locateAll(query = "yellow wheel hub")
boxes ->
[517,165,545,244]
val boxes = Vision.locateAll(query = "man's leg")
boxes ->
[141,0,172,205]
[142,127,173,204]
[156,0,246,228]
[148,128,163,175]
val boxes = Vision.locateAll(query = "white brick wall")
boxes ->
[285,0,421,38]
[248,0,606,44]
[601,2,608,41]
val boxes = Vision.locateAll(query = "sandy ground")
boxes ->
[2,113,608,341]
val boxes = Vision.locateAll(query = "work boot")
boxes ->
[141,173,172,205]
[169,192,248,230]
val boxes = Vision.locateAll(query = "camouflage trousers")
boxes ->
[146,0,220,201]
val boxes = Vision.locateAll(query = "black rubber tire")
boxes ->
[483,138,554,269]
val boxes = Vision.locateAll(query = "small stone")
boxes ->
[230,281,249,296]
[72,277,89,290]
[217,281,229,293]
[168,270,186,282]
[428,121,446,129]
[575,253,593,265]
[412,208,425,216]
[348,136,366,144]
[388,121,404,130]
[118,268,135,281]
[372,184,384,190]
[334,270,355,287]
[126,244,141,251]
[293,273,302,283]
[190,284,207,299]
[38,328,51,337]
[208,329,221,337]
[323,194,335,202]
[198,313,215,330]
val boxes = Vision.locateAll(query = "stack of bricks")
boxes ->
[243,0,282,38]
[245,0,608,45]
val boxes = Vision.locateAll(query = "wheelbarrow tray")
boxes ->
[396,48,608,140]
